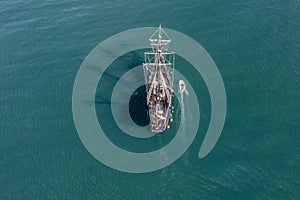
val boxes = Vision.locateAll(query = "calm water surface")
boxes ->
[0,0,299,199]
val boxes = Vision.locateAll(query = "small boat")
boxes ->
[178,80,189,96]
[179,80,186,93]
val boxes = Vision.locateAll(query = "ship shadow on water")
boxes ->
[129,85,150,127]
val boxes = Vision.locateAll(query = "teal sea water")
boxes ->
[1,0,299,199]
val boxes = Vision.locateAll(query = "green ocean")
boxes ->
[1,0,299,199]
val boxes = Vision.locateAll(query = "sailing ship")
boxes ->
[143,25,175,133]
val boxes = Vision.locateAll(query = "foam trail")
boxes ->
[178,90,185,124]
[184,89,189,96]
